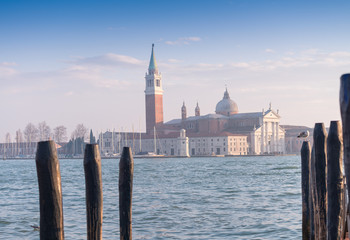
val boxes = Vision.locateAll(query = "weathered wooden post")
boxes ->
[327,120,345,240]
[301,141,311,240]
[310,146,316,240]
[340,73,350,205]
[119,147,134,240]
[314,123,328,239]
[84,144,103,240]
[35,140,64,240]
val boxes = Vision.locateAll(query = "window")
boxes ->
[156,79,160,87]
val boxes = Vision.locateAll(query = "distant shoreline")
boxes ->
[1,153,297,160]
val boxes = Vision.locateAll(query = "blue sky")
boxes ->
[1,0,350,139]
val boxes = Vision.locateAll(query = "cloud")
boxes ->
[167,58,181,63]
[0,62,17,77]
[165,37,201,45]
[0,52,147,97]
[265,48,275,53]
[71,53,144,67]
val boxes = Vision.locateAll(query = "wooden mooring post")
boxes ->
[340,73,350,239]
[84,144,103,240]
[327,121,346,240]
[310,146,316,240]
[340,73,350,206]
[314,123,328,240]
[302,121,347,239]
[35,140,64,240]
[301,141,311,239]
[300,73,350,240]
[119,147,134,240]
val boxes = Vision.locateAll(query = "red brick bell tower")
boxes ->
[145,44,163,134]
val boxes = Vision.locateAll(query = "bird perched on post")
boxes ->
[297,130,309,138]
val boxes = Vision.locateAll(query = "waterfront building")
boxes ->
[283,125,313,154]
[98,44,285,156]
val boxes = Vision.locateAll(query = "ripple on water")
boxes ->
[0,156,302,239]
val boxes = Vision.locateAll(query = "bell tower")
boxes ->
[181,102,187,120]
[145,44,163,134]
[195,102,200,116]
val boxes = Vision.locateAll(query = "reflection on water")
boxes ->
[0,155,301,239]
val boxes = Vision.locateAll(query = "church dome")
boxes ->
[215,88,238,116]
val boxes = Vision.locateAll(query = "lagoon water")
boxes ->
[0,155,301,239]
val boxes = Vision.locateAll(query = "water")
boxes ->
[0,155,302,239]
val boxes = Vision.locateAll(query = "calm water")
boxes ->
[0,155,301,239]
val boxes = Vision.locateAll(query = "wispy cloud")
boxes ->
[167,49,350,72]
[167,58,182,63]
[0,62,17,76]
[265,48,275,53]
[165,37,201,45]
[70,53,144,67]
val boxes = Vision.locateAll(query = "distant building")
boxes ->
[283,125,313,154]
[99,44,286,156]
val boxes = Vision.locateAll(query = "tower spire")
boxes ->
[148,43,158,74]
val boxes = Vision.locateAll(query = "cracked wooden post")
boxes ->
[119,147,134,240]
[313,123,327,239]
[84,144,103,240]
[340,73,350,201]
[327,120,345,240]
[340,73,350,239]
[301,141,311,240]
[310,146,316,240]
[35,140,64,240]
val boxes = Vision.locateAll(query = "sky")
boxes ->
[1,0,350,140]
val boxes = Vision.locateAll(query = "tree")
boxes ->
[53,125,67,143]
[24,123,38,143]
[5,132,11,144]
[72,124,88,140]
[15,129,23,143]
[4,132,11,157]
[38,121,51,141]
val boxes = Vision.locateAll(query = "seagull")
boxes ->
[297,130,309,138]
[30,225,40,231]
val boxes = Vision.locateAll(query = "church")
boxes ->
[99,45,285,156]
